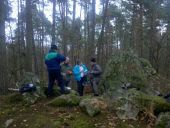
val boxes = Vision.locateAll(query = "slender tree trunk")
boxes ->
[89,0,96,57]
[71,0,76,64]
[63,1,68,54]
[165,0,170,77]
[26,0,38,74]
[149,11,157,68]
[131,3,137,50]
[52,0,56,45]
[138,3,144,57]
[97,0,109,64]
[0,0,7,94]
[40,0,45,79]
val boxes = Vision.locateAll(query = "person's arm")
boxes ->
[58,54,66,63]
[91,65,102,74]
[67,66,73,75]
[73,66,80,75]
[82,65,89,74]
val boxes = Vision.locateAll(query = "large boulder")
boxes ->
[100,50,156,96]
[48,91,80,107]
[79,97,107,117]
[156,112,170,128]
[20,73,45,104]
[8,72,45,105]
[17,72,40,87]
[115,89,170,120]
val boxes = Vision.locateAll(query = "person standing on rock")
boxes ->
[45,44,66,97]
[73,60,88,96]
[90,57,102,96]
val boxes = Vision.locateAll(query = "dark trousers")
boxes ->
[77,77,86,96]
[47,69,65,96]
[63,79,70,87]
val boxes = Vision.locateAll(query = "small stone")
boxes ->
[5,119,14,128]
[23,119,27,122]
[94,124,98,126]
[128,124,134,128]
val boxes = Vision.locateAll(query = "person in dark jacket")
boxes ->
[90,57,102,96]
[45,44,66,96]
[61,57,72,87]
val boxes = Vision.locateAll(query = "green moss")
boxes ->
[156,122,166,128]
[71,118,95,128]
[117,122,130,128]
[6,93,23,104]
[29,115,60,128]
[156,112,170,128]
[69,112,96,128]
[116,121,145,128]
[48,94,80,107]
[114,89,170,120]
[43,86,61,97]
[0,108,15,118]
[136,92,170,114]
[100,50,156,95]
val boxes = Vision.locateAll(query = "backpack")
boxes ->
[19,84,36,93]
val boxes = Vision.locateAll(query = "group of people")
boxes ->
[45,44,102,97]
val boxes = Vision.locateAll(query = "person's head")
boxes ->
[50,44,58,51]
[90,57,96,65]
[64,57,70,64]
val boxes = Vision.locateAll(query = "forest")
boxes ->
[0,0,170,128]
[0,0,169,93]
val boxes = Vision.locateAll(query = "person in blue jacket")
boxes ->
[73,60,88,96]
[45,44,66,97]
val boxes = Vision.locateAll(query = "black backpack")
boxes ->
[19,84,36,93]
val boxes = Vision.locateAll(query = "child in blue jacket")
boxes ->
[73,60,88,96]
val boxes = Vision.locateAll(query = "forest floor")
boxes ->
[0,74,170,128]
[0,94,147,128]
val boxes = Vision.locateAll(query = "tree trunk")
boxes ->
[89,0,96,57]
[71,0,76,64]
[52,0,56,45]
[149,10,157,69]
[26,0,38,74]
[138,3,144,57]
[130,3,138,50]
[97,0,109,64]
[0,0,7,94]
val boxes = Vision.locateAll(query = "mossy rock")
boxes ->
[48,93,80,107]
[100,50,156,96]
[156,112,170,128]
[79,97,107,117]
[17,72,40,87]
[115,89,170,120]
[135,91,170,114]
[8,72,45,105]
[43,86,62,97]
